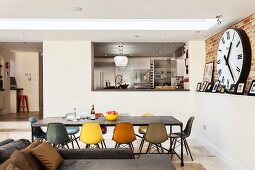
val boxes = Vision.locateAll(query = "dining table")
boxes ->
[32,116,184,166]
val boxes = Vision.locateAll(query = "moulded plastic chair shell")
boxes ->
[112,122,136,144]
[80,122,104,145]
[144,122,168,144]
[138,113,154,134]
[64,113,80,135]
[29,117,46,140]
[46,123,70,145]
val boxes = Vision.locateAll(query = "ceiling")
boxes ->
[0,0,254,42]
[94,43,184,57]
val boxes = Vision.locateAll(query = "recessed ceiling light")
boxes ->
[72,7,83,12]
[104,54,107,56]
[134,35,140,38]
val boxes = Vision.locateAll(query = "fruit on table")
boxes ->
[105,111,118,121]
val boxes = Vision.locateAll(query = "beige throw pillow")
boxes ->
[31,142,64,170]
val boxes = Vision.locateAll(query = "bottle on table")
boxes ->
[90,105,96,120]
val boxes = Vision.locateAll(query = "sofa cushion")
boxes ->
[0,158,15,170]
[0,139,31,163]
[10,150,30,170]
[21,140,43,170]
[57,148,134,160]
[0,139,14,147]
[6,163,21,170]
[31,142,64,170]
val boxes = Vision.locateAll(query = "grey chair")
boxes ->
[139,122,168,156]
[169,116,195,161]
[46,122,71,149]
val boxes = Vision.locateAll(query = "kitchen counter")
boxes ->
[93,88,190,92]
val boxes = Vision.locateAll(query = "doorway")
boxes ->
[0,42,43,121]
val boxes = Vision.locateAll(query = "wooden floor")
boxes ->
[0,112,43,121]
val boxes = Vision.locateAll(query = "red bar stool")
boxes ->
[17,95,29,112]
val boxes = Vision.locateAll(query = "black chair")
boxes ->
[169,116,195,161]
[29,117,47,141]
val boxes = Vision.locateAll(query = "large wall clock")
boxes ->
[217,28,251,90]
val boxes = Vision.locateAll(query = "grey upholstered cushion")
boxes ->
[57,148,134,160]
[0,139,14,147]
[59,155,176,170]
[0,139,31,163]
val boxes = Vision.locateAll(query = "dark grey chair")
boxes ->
[169,116,195,161]
[29,117,46,141]
[46,123,71,149]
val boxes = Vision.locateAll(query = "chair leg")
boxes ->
[169,137,174,153]
[184,139,193,161]
[156,144,160,153]
[71,138,75,149]
[171,138,177,160]
[146,143,150,153]
[184,139,189,155]
[139,138,145,151]
[114,143,118,148]
[66,144,70,149]
[101,140,106,148]
[96,144,100,148]
[73,135,80,149]
[159,144,164,154]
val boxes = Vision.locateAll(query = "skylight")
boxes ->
[0,19,217,30]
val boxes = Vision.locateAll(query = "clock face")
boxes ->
[217,28,251,90]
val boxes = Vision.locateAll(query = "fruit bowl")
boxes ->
[105,111,118,121]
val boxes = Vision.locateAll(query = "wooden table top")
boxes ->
[33,116,183,127]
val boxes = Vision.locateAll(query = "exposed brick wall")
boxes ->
[205,13,255,92]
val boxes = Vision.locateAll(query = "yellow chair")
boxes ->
[112,122,136,151]
[80,122,106,148]
[137,113,154,152]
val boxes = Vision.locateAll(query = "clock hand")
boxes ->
[224,55,235,82]
[226,42,233,62]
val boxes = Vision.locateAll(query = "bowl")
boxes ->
[120,84,129,89]
[105,111,118,121]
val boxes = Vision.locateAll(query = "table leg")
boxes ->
[169,125,173,153]
[31,126,34,142]
[180,124,184,166]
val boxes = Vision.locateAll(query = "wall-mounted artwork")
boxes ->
[196,83,202,92]
[236,83,245,95]
[212,80,220,93]
[203,62,214,83]
[248,80,255,96]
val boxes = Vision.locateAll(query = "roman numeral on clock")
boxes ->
[221,76,225,84]
[222,37,225,44]
[227,79,230,88]
[218,69,222,77]
[232,32,235,41]
[236,66,241,73]
[236,40,240,48]
[217,59,221,64]
[238,54,243,59]
[226,31,230,40]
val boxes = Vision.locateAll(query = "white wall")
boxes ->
[13,52,39,111]
[43,41,204,122]
[194,93,255,170]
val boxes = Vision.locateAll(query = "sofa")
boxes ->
[0,139,176,170]
[0,138,31,163]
